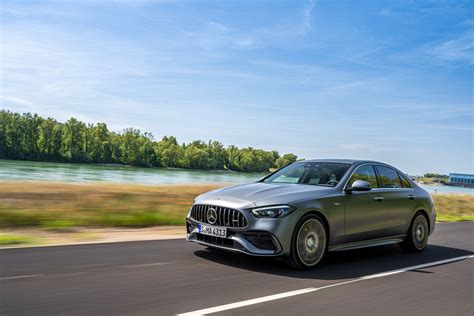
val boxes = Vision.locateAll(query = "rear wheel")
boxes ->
[286,214,327,269]
[400,213,429,252]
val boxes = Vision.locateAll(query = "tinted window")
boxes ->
[264,162,351,187]
[347,165,378,188]
[376,166,402,188]
[399,173,412,188]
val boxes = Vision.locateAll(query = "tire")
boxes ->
[285,214,327,269]
[400,213,429,252]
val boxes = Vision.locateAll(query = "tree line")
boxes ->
[0,110,298,172]
[423,173,448,179]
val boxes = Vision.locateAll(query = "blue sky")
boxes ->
[1,0,472,174]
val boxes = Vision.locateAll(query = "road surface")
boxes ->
[1,222,473,315]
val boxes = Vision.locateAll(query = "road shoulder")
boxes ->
[0,226,185,249]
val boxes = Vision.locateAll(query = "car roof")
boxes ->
[299,159,385,165]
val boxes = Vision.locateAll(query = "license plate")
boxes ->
[198,224,227,238]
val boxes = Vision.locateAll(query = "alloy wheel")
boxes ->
[296,218,326,267]
[412,215,428,250]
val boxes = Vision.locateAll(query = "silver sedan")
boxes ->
[186,159,436,269]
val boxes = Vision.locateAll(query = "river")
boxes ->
[0,159,472,195]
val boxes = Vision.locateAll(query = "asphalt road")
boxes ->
[1,222,473,315]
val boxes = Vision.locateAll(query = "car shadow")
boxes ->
[193,244,473,280]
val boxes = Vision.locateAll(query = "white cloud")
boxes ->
[235,37,254,47]
[207,22,229,33]
[303,0,316,32]
[424,31,474,64]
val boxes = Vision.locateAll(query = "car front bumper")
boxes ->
[185,210,299,257]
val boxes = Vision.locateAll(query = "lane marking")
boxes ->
[0,274,43,281]
[42,272,86,279]
[121,262,173,268]
[177,254,474,316]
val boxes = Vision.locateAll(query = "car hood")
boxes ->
[195,182,334,209]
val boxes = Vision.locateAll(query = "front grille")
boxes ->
[190,204,248,227]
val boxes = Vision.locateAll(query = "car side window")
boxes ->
[347,165,378,188]
[376,166,402,188]
[399,173,412,188]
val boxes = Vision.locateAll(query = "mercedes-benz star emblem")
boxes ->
[206,207,218,225]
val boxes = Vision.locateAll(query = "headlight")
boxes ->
[251,205,295,218]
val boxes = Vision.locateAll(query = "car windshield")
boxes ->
[263,162,351,187]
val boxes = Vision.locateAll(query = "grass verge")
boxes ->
[0,233,34,245]
[432,194,474,222]
[0,182,221,228]
[0,182,472,229]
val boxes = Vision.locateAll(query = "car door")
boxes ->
[343,164,387,243]
[375,165,416,237]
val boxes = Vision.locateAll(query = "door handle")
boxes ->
[373,196,384,202]
[408,194,415,200]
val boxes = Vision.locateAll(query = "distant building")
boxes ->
[448,173,474,188]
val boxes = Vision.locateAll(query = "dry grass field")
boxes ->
[0,182,221,229]
[0,182,472,231]
[432,194,474,222]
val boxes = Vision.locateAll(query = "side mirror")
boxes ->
[346,180,372,193]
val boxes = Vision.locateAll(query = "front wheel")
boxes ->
[286,214,327,269]
[400,213,429,252]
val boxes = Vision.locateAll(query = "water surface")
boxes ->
[1,159,472,195]
[0,159,261,185]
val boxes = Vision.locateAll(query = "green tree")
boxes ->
[37,117,62,160]
[61,118,88,162]
[0,110,298,172]
[87,123,112,163]
[155,136,183,168]
[275,153,298,168]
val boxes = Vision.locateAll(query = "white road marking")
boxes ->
[0,274,43,281]
[121,262,173,268]
[41,272,86,279]
[177,255,474,316]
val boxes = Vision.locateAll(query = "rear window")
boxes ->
[375,166,402,188]
[399,173,412,188]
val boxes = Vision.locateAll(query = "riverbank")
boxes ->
[0,182,472,247]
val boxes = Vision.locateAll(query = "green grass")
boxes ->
[40,219,77,232]
[436,214,474,222]
[0,233,34,245]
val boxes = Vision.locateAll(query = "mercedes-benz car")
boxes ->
[185,159,436,269]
